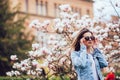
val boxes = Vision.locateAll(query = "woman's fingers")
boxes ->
[93,38,100,48]
[95,38,100,45]
[80,38,85,45]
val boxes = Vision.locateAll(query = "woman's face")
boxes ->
[82,32,95,47]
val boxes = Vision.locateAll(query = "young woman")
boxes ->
[71,28,108,80]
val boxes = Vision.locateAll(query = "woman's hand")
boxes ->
[93,38,100,48]
[80,38,85,45]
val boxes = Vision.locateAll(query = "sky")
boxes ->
[93,0,120,20]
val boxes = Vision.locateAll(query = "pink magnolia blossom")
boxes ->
[40,47,51,55]
[6,72,13,77]
[21,67,26,71]
[32,60,39,67]
[59,4,71,12]
[32,43,40,50]
[113,35,119,39]
[14,71,21,76]
[10,55,18,61]
[13,62,21,69]
[29,19,41,30]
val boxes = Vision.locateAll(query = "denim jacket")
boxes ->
[71,45,108,80]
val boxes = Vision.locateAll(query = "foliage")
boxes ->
[0,75,70,80]
[115,72,120,77]
[0,0,33,76]
[0,76,25,80]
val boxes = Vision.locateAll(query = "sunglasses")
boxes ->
[84,36,95,41]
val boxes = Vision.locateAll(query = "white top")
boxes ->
[89,54,99,80]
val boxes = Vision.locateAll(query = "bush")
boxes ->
[0,76,70,80]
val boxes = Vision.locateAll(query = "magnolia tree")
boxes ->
[6,4,120,79]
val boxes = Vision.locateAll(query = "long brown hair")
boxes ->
[71,28,93,51]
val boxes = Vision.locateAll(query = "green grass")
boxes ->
[49,76,70,80]
[0,76,24,80]
[0,76,70,80]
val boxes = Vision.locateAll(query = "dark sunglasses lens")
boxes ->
[84,36,95,41]
[91,36,95,40]
[85,37,90,41]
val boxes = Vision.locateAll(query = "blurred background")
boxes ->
[0,0,120,79]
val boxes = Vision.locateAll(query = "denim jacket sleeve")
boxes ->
[71,45,87,68]
[94,48,108,68]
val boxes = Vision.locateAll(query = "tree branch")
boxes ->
[109,0,120,18]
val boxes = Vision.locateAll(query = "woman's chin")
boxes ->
[87,44,93,47]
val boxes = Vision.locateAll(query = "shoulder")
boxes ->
[70,48,79,54]
[94,48,101,53]
[70,49,80,57]
[71,50,78,54]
